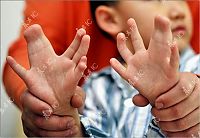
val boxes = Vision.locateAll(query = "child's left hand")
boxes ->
[110,15,180,105]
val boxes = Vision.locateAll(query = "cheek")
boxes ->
[183,5,193,42]
[138,20,154,48]
[186,16,193,41]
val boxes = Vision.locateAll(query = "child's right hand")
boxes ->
[7,25,89,116]
[110,15,180,105]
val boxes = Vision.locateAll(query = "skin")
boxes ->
[21,90,78,137]
[7,0,199,137]
[95,0,199,137]
[7,25,90,137]
[114,0,193,53]
[110,16,180,105]
[19,87,85,137]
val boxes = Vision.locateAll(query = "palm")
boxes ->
[111,16,179,104]
[28,57,77,107]
[7,25,90,115]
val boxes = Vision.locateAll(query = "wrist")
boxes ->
[148,72,181,106]
[53,106,83,137]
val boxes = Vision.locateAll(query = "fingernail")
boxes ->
[155,102,164,109]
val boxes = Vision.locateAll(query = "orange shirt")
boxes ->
[3,0,199,108]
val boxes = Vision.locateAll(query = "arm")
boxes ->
[110,15,179,105]
[21,90,79,137]
[7,24,89,137]
[110,15,200,137]
[151,60,200,137]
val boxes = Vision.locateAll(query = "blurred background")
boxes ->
[1,1,26,137]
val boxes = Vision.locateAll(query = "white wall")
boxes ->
[1,1,26,137]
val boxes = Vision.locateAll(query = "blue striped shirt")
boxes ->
[80,46,200,138]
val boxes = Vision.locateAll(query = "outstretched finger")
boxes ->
[6,56,27,81]
[127,18,145,52]
[72,35,90,64]
[24,24,56,67]
[74,56,87,81]
[63,28,86,59]
[148,15,172,58]
[110,58,127,79]
[116,33,132,63]
[170,42,180,69]
[20,91,53,116]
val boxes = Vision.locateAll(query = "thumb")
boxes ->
[132,94,149,107]
[70,86,85,109]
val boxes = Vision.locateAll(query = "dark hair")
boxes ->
[90,1,117,38]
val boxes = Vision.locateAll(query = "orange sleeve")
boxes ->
[2,0,69,108]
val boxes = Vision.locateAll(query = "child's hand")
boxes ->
[110,15,179,105]
[7,24,90,116]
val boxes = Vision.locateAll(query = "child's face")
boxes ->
[118,0,193,53]
[96,0,193,53]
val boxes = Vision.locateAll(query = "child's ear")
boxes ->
[95,5,123,37]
